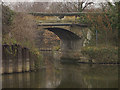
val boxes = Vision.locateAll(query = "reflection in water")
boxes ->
[57,64,118,88]
[2,51,118,88]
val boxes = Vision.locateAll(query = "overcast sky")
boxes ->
[1,0,118,2]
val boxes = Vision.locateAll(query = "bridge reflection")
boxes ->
[2,51,118,88]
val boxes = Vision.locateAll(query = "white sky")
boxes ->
[1,0,119,2]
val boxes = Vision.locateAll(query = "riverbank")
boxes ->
[2,51,118,88]
[2,44,42,74]
[81,46,118,64]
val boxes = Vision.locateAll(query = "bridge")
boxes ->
[30,12,93,60]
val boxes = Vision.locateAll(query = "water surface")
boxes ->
[2,51,118,88]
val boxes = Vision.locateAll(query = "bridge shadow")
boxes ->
[44,27,83,60]
[44,27,81,40]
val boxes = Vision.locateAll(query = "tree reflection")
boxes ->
[2,51,118,88]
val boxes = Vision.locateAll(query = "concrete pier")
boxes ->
[2,45,39,74]
[60,39,83,60]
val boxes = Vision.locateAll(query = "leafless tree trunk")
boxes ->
[48,0,94,13]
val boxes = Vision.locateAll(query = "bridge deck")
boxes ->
[30,12,104,16]
[37,23,88,27]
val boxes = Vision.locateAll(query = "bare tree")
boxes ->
[5,2,33,12]
[10,13,37,48]
[29,2,49,12]
[48,0,94,13]
[7,2,49,12]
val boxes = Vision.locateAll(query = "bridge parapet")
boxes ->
[31,12,104,23]
[34,15,76,23]
[32,12,93,60]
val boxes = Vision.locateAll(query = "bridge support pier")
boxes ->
[44,27,86,61]
[60,39,83,61]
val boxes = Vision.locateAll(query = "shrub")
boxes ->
[2,5,15,35]
[81,46,118,63]
[10,12,37,48]
[53,45,60,51]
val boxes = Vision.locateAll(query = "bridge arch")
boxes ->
[44,27,81,40]
[44,27,83,60]
[32,12,93,60]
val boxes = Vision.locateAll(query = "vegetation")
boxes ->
[80,2,119,63]
[2,4,42,67]
[2,5,14,35]
[2,1,119,64]
[35,27,60,49]
[31,48,43,69]
[3,5,35,48]
[79,2,118,46]
[2,6,36,48]
[7,1,93,13]
[81,46,118,63]
[53,45,60,51]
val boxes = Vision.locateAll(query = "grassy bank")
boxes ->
[81,46,118,63]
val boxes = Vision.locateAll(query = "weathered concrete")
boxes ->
[32,12,91,60]
[44,27,87,60]
[2,45,13,73]
[17,46,23,72]
[31,12,104,23]
[60,39,83,60]
[29,52,35,71]
[38,23,88,27]
[2,45,39,74]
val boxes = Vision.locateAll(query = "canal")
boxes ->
[2,51,118,88]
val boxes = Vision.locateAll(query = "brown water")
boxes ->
[2,51,118,88]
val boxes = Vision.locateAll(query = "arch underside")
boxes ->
[44,27,83,60]
[44,27,81,41]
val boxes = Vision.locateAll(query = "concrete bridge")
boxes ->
[31,12,93,60]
